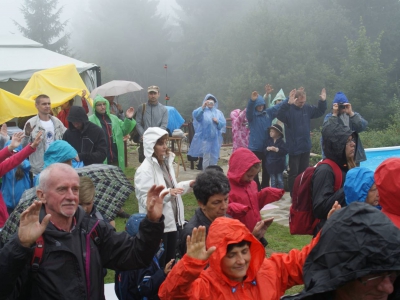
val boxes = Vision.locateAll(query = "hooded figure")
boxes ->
[159,217,321,300]
[375,158,400,228]
[344,167,379,207]
[34,140,81,186]
[188,94,226,169]
[89,95,136,170]
[63,106,107,166]
[134,127,192,266]
[312,117,357,232]
[246,94,285,190]
[227,148,284,237]
[283,203,400,300]
[322,91,368,163]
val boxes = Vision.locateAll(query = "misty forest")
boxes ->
[14,0,400,140]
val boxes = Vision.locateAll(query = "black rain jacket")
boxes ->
[0,206,164,300]
[283,202,400,299]
[311,117,357,231]
[63,106,107,165]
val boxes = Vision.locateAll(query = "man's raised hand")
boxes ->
[18,201,51,248]
[126,107,135,119]
[320,88,327,101]
[24,122,36,137]
[288,89,297,105]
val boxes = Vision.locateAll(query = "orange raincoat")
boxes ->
[159,217,320,300]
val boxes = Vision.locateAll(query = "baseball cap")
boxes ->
[148,85,159,93]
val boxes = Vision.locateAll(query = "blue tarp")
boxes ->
[166,106,185,133]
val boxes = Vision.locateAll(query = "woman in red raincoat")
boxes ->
[227,148,284,245]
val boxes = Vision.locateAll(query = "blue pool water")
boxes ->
[360,146,400,171]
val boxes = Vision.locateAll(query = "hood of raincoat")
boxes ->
[344,167,374,205]
[202,93,219,109]
[206,217,265,285]
[271,89,286,105]
[297,202,400,299]
[375,158,400,228]
[253,95,266,113]
[43,140,78,169]
[92,95,111,116]
[143,127,169,159]
[67,106,89,123]
[227,148,261,186]
[321,120,357,169]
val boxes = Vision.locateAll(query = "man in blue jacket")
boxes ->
[277,88,327,194]
[246,87,285,190]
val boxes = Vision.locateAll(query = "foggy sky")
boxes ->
[0,0,179,36]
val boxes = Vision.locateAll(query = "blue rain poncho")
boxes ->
[188,94,226,159]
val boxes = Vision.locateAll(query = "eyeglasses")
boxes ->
[346,138,356,145]
[358,271,399,286]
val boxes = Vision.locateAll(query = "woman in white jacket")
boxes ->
[134,127,193,267]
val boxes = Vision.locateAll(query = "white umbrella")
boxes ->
[90,80,143,98]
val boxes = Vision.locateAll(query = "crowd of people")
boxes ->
[0,83,400,300]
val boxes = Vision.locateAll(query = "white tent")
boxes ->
[0,34,100,94]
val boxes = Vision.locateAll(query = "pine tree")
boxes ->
[14,0,70,55]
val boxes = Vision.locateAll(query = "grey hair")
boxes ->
[37,163,76,192]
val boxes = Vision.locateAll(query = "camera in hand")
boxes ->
[339,104,346,110]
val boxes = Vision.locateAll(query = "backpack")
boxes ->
[289,159,342,235]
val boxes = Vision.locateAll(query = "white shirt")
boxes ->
[39,119,55,150]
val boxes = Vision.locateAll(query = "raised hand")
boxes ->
[327,201,341,219]
[320,88,326,101]
[252,217,274,240]
[146,185,168,222]
[24,122,36,136]
[18,200,51,248]
[186,226,216,261]
[9,132,25,151]
[126,107,135,119]
[288,89,297,105]
[251,91,258,101]
[30,131,43,149]
[0,123,7,137]
[264,84,274,95]
[82,89,87,98]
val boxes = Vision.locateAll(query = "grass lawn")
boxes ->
[105,167,312,295]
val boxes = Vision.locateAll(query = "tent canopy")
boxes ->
[0,34,97,82]
[0,64,92,124]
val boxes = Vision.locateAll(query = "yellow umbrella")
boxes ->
[20,64,93,107]
[0,88,37,124]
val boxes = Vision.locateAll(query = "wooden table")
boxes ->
[169,134,187,176]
